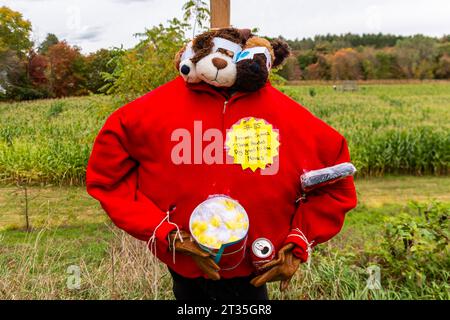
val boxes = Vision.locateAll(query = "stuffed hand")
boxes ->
[168,230,221,280]
[250,243,301,291]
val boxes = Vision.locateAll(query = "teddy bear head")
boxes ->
[175,27,249,87]
[175,28,290,92]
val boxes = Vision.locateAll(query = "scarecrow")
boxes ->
[87,26,357,300]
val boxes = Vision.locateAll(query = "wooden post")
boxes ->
[210,0,231,29]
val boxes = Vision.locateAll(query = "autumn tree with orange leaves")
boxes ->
[46,41,86,97]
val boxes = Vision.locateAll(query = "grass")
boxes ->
[0,95,116,185]
[0,83,449,185]
[0,176,448,299]
[355,175,450,207]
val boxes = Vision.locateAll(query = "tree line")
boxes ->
[279,34,450,81]
[1,5,449,102]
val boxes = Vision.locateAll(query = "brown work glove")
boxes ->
[250,243,301,291]
[168,230,221,280]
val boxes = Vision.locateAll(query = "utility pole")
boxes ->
[210,0,230,29]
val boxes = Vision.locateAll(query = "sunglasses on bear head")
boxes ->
[235,47,272,69]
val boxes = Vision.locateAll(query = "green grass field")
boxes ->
[0,83,449,300]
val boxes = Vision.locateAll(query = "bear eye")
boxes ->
[217,48,235,58]
[225,50,234,58]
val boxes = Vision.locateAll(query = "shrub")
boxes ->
[377,201,449,288]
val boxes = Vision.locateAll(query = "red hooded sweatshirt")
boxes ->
[86,76,357,279]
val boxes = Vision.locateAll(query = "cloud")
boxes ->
[69,26,104,41]
[3,0,449,54]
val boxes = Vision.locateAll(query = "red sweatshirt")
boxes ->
[86,77,357,279]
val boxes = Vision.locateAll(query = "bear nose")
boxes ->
[180,65,190,75]
[212,57,228,70]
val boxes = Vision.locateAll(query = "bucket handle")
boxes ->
[214,236,248,271]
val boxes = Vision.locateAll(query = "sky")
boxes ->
[2,0,450,53]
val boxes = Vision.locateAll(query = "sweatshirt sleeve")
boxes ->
[284,137,357,262]
[86,109,176,244]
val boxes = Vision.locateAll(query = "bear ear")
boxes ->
[239,29,253,42]
[270,38,291,68]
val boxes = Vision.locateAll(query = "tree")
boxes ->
[360,47,378,80]
[374,49,399,79]
[330,48,363,80]
[278,56,300,80]
[395,35,439,79]
[38,33,59,54]
[46,41,86,97]
[0,50,25,97]
[305,54,331,80]
[0,6,36,100]
[0,6,32,55]
[297,50,318,70]
[28,51,48,88]
[435,54,450,79]
[84,49,116,94]
[0,49,45,100]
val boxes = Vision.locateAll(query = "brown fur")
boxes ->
[233,56,269,92]
[270,38,291,68]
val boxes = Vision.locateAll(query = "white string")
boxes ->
[147,215,169,300]
[148,208,182,265]
[288,228,314,269]
[168,214,183,264]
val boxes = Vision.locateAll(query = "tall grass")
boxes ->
[1,225,447,300]
[0,83,449,185]
[0,226,173,300]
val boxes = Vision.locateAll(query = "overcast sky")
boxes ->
[2,0,450,53]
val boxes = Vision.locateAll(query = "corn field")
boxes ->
[0,83,449,185]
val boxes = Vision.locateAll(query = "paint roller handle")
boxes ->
[300,162,357,193]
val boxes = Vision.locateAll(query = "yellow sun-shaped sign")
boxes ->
[225,118,280,172]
